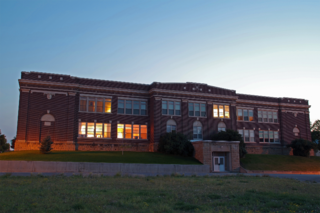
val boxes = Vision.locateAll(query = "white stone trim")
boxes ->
[31,90,68,96]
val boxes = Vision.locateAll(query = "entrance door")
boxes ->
[213,156,225,172]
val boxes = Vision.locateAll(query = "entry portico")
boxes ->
[192,140,240,173]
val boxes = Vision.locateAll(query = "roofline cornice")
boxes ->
[236,99,310,109]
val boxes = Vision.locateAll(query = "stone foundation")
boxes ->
[15,141,76,151]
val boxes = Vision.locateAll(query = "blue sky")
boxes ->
[0,0,319,141]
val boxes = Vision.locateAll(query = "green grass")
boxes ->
[0,175,319,213]
[241,154,320,171]
[0,151,201,164]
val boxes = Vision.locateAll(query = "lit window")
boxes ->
[249,110,254,121]
[237,109,243,121]
[87,122,95,137]
[133,125,140,139]
[80,97,87,111]
[219,105,224,118]
[218,122,226,132]
[97,98,103,113]
[88,98,95,112]
[105,99,112,113]
[104,123,111,138]
[96,123,103,138]
[213,105,218,117]
[117,124,124,138]
[167,119,177,133]
[78,122,86,137]
[193,121,202,139]
[125,124,132,139]
[140,125,147,139]
[225,106,230,118]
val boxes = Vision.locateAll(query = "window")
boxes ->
[218,122,226,132]
[213,104,229,118]
[162,101,181,115]
[117,124,147,140]
[259,130,280,143]
[238,129,255,142]
[293,127,299,136]
[237,109,253,122]
[79,96,112,113]
[189,103,206,117]
[258,110,278,123]
[118,99,148,115]
[78,122,112,138]
[167,119,177,133]
[193,121,202,140]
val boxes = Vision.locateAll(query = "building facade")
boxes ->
[15,71,312,158]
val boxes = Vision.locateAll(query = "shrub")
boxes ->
[40,136,53,154]
[0,134,10,153]
[158,132,194,157]
[287,138,317,157]
[212,129,247,158]
[11,136,16,149]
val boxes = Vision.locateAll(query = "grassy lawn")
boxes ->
[0,175,319,213]
[0,151,201,165]
[241,154,320,171]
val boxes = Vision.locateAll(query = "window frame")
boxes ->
[118,99,148,116]
[237,108,254,122]
[213,104,230,119]
[257,109,279,124]
[259,130,280,143]
[79,95,112,114]
[162,100,181,116]
[78,122,112,139]
[188,102,207,118]
[238,129,255,143]
[192,121,203,140]
[116,124,148,140]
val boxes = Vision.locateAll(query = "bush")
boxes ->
[287,138,317,157]
[158,132,194,157]
[0,134,10,153]
[40,136,53,154]
[11,136,16,149]
[212,129,247,158]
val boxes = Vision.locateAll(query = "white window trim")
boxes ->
[116,124,148,140]
[258,130,280,144]
[189,102,207,117]
[78,122,112,139]
[118,99,148,116]
[257,110,279,124]
[79,96,112,114]
[238,129,256,143]
[237,108,254,122]
[213,104,230,119]
[162,101,181,116]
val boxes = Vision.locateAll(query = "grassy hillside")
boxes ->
[0,151,201,165]
[241,154,320,171]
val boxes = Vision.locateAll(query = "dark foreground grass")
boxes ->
[0,174,319,213]
[241,154,320,171]
[0,151,201,164]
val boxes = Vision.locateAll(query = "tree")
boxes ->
[11,136,16,149]
[311,120,320,151]
[211,129,247,158]
[158,132,194,157]
[40,136,53,154]
[311,119,320,132]
[0,134,10,153]
[287,138,317,157]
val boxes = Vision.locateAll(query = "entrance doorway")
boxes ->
[213,156,225,172]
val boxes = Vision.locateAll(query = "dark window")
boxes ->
[118,100,124,114]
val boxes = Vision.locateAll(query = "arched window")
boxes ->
[293,127,300,136]
[193,121,203,140]
[218,122,226,132]
[167,119,177,133]
[41,114,55,126]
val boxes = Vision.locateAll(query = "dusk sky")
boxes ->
[0,0,319,142]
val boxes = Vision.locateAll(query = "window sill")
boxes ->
[77,137,112,139]
[116,138,148,141]
[117,114,148,116]
[237,120,254,122]
[79,111,112,114]
[162,114,181,117]
[259,142,281,144]
[189,116,207,118]
[244,142,257,143]
[213,117,230,119]
[258,122,279,124]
